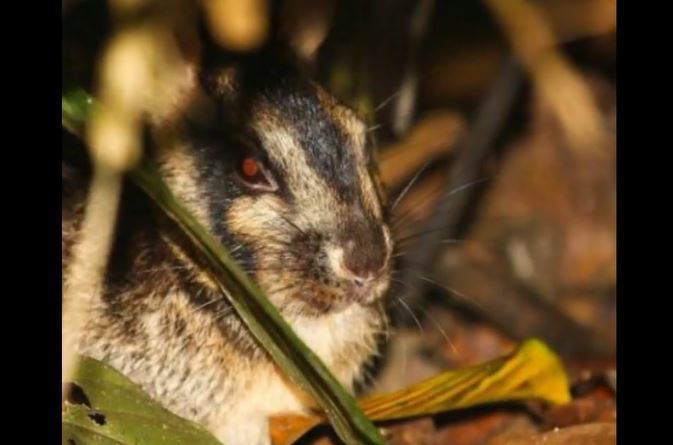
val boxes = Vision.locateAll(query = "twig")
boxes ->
[484,0,609,156]
[62,167,122,402]
[396,55,524,307]
[436,258,614,358]
[379,111,464,190]
[62,0,195,402]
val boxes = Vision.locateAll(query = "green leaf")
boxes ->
[62,356,222,445]
[62,88,93,135]
[62,91,385,445]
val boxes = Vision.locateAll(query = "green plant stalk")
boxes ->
[62,89,386,445]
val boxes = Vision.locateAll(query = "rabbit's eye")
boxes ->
[237,156,278,192]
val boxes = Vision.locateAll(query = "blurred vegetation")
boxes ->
[63,0,615,444]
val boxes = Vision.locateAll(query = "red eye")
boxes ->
[241,157,260,178]
[238,156,278,192]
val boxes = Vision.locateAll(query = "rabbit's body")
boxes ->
[63,49,392,445]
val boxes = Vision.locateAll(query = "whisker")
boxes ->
[135,265,192,274]
[393,296,425,335]
[411,303,461,358]
[189,288,221,314]
[391,180,445,229]
[242,265,306,275]
[191,298,222,313]
[416,275,485,311]
[266,283,302,296]
[395,227,449,245]
[391,177,490,231]
[375,89,402,113]
[212,306,235,322]
[440,239,465,245]
[392,240,465,260]
[277,214,307,237]
[390,277,411,290]
[212,283,304,321]
[391,160,432,211]
[444,177,490,200]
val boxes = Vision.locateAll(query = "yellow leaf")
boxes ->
[269,338,570,445]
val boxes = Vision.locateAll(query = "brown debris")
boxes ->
[487,423,615,445]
